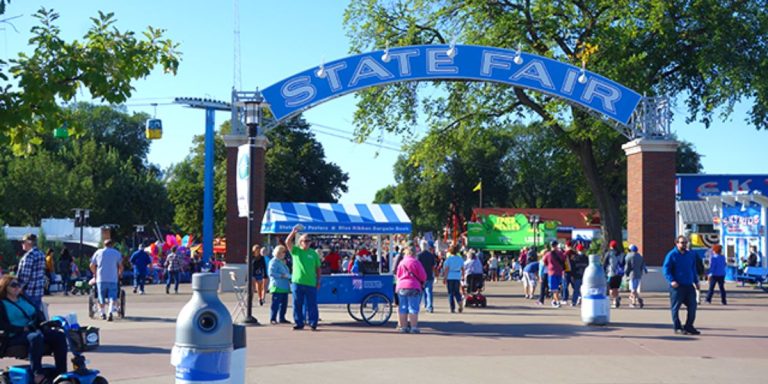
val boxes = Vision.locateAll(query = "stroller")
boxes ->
[463,273,487,308]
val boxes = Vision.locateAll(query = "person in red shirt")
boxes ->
[542,240,567,308]
[325,247,341,273]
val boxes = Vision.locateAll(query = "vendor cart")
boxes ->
[261,202,412,326]
[317,273,394,325]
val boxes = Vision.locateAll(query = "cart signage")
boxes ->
[264,222,412,235]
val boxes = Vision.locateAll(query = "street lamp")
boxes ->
[528,214,540,250]
[73,208,90,262]
[133,225,145,249]
[240,93,265,326]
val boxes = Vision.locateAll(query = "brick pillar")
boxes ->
[224,135,248,263]
[622,139,678,266]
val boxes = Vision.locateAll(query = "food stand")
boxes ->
[260,202,412,325]
[706,191,768,281]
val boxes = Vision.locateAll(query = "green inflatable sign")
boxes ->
[467,214,559,251]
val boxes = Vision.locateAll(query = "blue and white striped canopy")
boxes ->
[260,202,412,234]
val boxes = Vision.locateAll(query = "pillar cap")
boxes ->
[622,138,678,155]
[223,134,248,148]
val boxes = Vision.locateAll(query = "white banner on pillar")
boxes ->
[236,144,250,218]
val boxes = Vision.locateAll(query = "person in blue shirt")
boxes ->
[662,235,700,335]
[442,246,465,313]
[705,244,727,305]
[129,244,152,295]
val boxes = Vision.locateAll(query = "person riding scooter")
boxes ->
[0,275,68,383]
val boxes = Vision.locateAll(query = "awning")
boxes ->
[677,200,714,225]
[260,202,412,234]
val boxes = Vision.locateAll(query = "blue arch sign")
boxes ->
[261,45,643,125]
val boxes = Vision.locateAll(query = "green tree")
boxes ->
[676,140,703,174]
[344,0,766,246]
[265,117,350,202]
[374,122,702,233]
[373,123,584,231]
[165,130,227,237]
[166,116,349,236]
[0,219,17,270]
[0,104,173,238]
[0,7,180,153]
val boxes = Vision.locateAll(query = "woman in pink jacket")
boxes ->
[395,245,427,334]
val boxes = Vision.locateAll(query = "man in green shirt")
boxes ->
[285,225,321,331]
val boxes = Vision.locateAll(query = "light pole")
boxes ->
[240,94,265,326]
[133,225,145,249]
[72,208,90,262]
[528,214,540,250]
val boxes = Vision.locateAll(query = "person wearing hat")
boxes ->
[568,243,589,306]
[624,244,647,308]
[603,240,625,308]
[705,244,727,305]
[17,233,46,310]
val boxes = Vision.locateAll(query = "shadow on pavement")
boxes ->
[94,345,171,354]
[124,316,177,323]
[411,320,613,339]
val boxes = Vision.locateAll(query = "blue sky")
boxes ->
[4,1,766,204]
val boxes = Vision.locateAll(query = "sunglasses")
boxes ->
[9,282,20,288]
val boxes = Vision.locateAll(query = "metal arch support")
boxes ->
[625,96,672,140]
[565,95,672,140]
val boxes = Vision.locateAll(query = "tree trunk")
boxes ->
[573,139,624,252]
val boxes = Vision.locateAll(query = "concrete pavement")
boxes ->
[2,279,767,383]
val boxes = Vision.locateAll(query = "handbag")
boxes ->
[403,265,426,290]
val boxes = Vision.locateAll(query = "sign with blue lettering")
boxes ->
[261,45,643,125]
[677,174,768,200]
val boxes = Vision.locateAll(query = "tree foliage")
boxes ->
[0,7,180,154]
[0,103,173,238]
[344,0,765,245]
[166,116,349,237]
[375,121,702,233]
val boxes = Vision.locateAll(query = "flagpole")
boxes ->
[479,178,483,208]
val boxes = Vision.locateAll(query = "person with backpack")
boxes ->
[603,240,625,308]
[624,244,647,308]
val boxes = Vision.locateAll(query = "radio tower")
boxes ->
[233,0,242,91]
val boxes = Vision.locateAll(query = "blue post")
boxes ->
[203,108,215,266]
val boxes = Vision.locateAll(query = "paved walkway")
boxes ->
[3,280,767,383]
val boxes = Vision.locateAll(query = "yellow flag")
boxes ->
[472,181,482,192]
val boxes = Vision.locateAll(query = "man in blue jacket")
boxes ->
[662,235,700,335]
[129,243,152,295]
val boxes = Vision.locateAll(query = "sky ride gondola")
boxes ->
[145,103,162,139]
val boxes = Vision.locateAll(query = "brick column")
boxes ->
[224,135,248,264]
[622,139,678,266]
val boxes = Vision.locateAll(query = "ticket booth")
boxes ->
[707,191,768,281]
